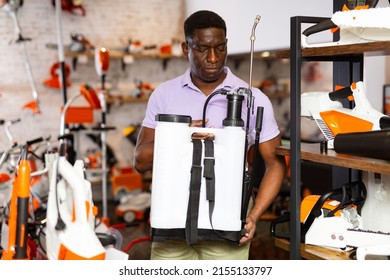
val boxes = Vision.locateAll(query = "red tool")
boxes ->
[51,0,86,16]
[43,62,71,89]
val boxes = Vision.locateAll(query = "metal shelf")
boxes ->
[276,143,390,175]
[287,15,390,260]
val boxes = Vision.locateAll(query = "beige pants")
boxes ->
[151,199,254,260]
[151,239,250,260]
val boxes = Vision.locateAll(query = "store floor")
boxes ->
[97,197,290,260]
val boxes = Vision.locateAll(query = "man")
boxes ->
[134,10,286,260]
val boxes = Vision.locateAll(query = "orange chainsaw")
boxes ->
[270,180,367,248]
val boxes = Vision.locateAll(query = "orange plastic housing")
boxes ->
[320,110,373,136]
[64,106,94,124]
[80,84,101,109]
[111,172,143,197]
[300,195,342,223]
[57,244,105,260]
[385,103,390,116]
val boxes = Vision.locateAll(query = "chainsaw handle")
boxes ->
[346,0,379,10]
[301,188,344,235]
[302,19,336,37]
[368,0,379,8]
[328,86,353,101]
[270,212,291,240]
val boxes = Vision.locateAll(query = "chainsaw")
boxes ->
[299,181,366,249]
[301,0,390,48]
[271,181,367,249]
[300,180,390,255]
[301,81,390,148]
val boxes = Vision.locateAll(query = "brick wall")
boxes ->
[0,0,188,166]
[0,0,320,167]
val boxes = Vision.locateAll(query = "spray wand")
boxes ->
[240,15,263,230]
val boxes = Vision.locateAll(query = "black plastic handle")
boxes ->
[256,106,264,132]
[302,19,337,37]
[270,212,291,239]
[10,118,21,125]
[26,137,44,146]
[328,86,353,101]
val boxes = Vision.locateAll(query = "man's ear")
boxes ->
[181,41,189,58]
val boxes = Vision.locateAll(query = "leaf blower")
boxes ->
[301,81,390,148]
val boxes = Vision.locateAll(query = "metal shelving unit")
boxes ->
[281,15,390,259]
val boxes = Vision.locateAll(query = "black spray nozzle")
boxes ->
[222,91,245,127]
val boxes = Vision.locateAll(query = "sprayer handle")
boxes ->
[256,106,264,132]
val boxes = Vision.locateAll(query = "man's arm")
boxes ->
[133,126,155,173]
[133,120,204,173]
[239,134,286,246]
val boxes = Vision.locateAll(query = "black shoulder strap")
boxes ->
[185,139,203,245]
[203,138,241,243]
[203,138,216,225]
[186,137,240,245]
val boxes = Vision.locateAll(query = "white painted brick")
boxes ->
[0,0,295,166]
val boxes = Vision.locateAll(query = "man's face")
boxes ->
[184,28,227,83]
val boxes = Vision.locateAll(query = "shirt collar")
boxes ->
[181,67,235,92]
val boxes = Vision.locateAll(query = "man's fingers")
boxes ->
[190,118,208,127]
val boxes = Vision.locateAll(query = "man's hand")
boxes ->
[239,216,256,246]
[190,119,207,127]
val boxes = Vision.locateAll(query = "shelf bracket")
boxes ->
[72,57,78,71]
[121,58,126,71]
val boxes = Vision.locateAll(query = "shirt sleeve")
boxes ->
[141,87,164,129]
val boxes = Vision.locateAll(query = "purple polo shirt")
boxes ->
[142,67,280,144]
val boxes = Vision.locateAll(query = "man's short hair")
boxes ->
[184,10,227,40]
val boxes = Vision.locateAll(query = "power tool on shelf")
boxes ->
[270,181,367,250]
[301,0,390,48]
[301,81,390,149]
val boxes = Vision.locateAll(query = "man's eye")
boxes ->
[195,47,208,52]
[192,44,226,53]
[216,45,226,51]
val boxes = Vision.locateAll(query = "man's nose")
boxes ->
[207,48,218,63]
